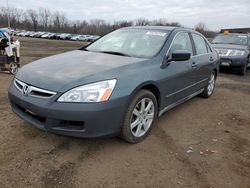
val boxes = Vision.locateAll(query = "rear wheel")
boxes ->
[121,90,158,143]
[200,71,216,98]
[9,62,18,75]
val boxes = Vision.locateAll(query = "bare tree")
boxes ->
[135,18,150,26]
[168,22,182,27]
[27,9,39,31]
[151,18,168,26]
[52,11,68,32]
[39,8,51,30]
[195,22,207,34]
[0,7,9,27]
[114,21,133,28]
[90,19,106,27]
[195,22,216,38]
[0,6,188,36]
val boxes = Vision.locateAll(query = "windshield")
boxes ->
[85,29,169,58]
[0,31,6,38]
[212,34,248,45]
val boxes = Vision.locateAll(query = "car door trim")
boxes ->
[165,78,207,99]
[159,88,205,117]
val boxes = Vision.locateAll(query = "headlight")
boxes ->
[228,50,245,56]
[214,48,228,56]
[58,79,117,103]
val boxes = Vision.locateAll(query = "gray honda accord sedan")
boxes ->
[8,26,219,143]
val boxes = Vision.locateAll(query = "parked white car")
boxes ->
[59,33,71,40]
[71,35,82,41]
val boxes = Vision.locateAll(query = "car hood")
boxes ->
[16,50,146,92]
[211,43,248,50]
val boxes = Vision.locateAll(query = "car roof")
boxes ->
[121,26,192,32]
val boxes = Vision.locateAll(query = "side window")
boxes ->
[169,32,193,55]
[191,34,208,55]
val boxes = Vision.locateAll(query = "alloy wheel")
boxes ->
[207,73,215,96]
[130,98,155,137]
[9,63,18,74]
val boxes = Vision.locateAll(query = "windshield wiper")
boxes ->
[98,51,131,57]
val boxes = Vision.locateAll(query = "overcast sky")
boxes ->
[6,0,250,30]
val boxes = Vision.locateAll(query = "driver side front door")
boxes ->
[159,32,196,109]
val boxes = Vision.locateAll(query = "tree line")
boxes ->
[0,6,216,37]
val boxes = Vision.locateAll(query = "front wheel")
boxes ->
[200,71,216,98]
[121,90,158,143]
[239,63,247,76]
[9,62,19,75]
[247,56,250,70]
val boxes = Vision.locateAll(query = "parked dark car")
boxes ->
[211,32,250,75]
[33,32,46,38]
[0,29,8,49]
[50,33,61,40]
[8,26,219,143]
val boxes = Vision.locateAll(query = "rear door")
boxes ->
[190,33,214,91]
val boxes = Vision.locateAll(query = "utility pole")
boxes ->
[6,0,11,29]
[6,0,12,47]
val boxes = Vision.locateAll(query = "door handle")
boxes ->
[209,57,214,61]
[191,62,198,68]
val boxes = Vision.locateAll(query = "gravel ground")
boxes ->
[0,37,249,188]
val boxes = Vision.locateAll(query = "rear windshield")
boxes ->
[212,34,248,45]
[85,29,170,58]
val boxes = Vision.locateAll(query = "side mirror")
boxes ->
[167,50,191,62]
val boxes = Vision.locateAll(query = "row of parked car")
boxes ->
[13,30,100,42]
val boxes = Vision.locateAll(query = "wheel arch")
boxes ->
[129,81,161,110]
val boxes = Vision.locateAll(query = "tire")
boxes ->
[247,56,250,70]
[9,62,19,75]
[200,71,216,98]
[121,90,158,144]
[239,63,247,76]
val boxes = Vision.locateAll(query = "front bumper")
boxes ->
[219,55,248,68]
[8,82,128,138]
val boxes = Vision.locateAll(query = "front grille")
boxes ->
[14,78,56,99]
